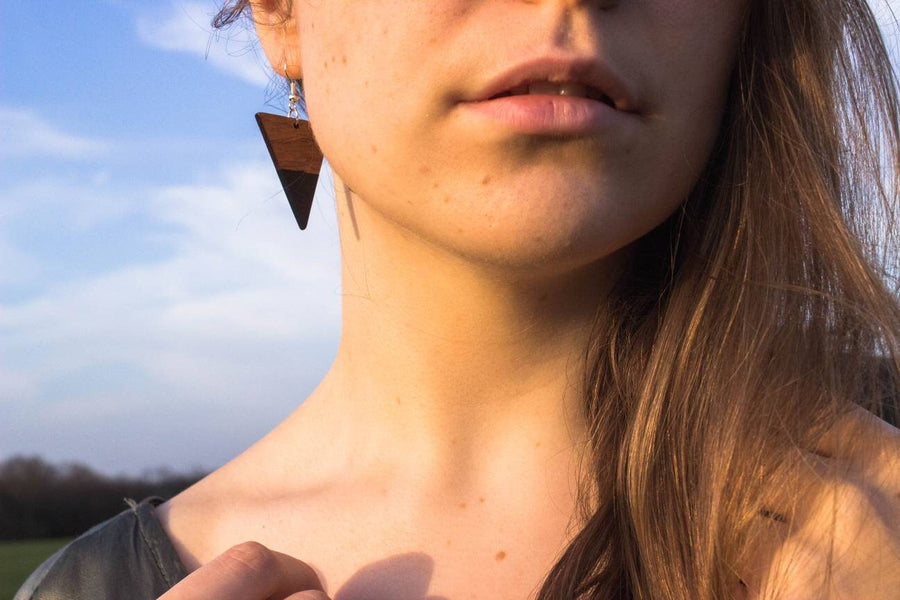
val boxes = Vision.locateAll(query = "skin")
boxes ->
[157,1,900,598]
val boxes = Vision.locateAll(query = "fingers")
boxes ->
[158,541,327,600]
[285,592,332,600]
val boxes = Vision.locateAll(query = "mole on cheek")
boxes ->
[481,175,492,185]
[495,551,507,562]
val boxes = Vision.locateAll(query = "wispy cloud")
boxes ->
[874,0,900,65]
[136,1,270,87]
[0,156,342,474]
[0,107,109,160]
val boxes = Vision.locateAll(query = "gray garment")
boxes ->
[14,497,188,600]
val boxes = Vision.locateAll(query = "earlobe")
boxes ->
[250,0,303,78]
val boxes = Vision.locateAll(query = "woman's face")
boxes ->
[276,0,746,272]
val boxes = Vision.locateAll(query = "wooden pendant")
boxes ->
[255,113,324,230]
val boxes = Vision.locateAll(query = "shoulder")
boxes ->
[14,497,188,600]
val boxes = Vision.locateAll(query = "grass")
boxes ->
[0,538,72,599]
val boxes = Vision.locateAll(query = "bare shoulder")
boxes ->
[156,452,269,571]
[156,473,226,570]
[154,427,330,571]
[821,405,900,459]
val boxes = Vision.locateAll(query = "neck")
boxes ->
[284,177,622,493]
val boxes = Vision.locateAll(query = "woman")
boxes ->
[16,0,900,598]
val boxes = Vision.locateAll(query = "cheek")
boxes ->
[301,1,742,270]
[651,3,744,117]
[300,3,441,180]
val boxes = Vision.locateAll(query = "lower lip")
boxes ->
[458,94,632,136]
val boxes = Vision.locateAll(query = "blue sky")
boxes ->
[2,1,899,476]
[2,0,341,476]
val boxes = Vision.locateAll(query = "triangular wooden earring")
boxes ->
[254,79,323,230]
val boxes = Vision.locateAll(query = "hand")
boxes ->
[157,541,330,600]
[739,407,900,599]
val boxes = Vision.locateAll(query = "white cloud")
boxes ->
[873,0,900,65]
[0,107,108,160]
[0,235,40,286]
[0,157,342,474]
[136,1,270,87]
[1,174,140,234]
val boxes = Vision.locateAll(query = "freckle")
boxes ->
[481,175,491,185]
[395,396,401,405]
[432,182,440,189]
[371,144,378,153]
[479,497,485,503]
[457,227,463,233]
[364,80,369,88]
[446,539,452,547]
[459,502,467,509]
[443,195,451,204]
[418,165,431,175]
[323,60,328,69]
[342,54,347,65]
[535,441,542,448]
[495,551,506,562]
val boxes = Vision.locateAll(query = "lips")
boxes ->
[463,55,638,114]
[489,82,616,107]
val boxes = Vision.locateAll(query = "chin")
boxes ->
[420,208,635,277]
[416,182,663,274]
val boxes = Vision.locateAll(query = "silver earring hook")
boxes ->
[284,63,301,125]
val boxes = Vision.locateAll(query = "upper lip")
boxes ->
[464,55,639,113]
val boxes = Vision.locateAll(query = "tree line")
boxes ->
[0,455,206,540]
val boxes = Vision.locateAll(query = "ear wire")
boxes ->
[284,62,301,126]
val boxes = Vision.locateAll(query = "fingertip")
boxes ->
[284,591,331,600]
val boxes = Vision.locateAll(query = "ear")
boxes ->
[251,0,303,79]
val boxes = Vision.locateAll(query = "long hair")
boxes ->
[215,1,900,598]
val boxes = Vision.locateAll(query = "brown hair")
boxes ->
[215,1,900,598]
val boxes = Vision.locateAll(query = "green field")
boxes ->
[0,538,72,599]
